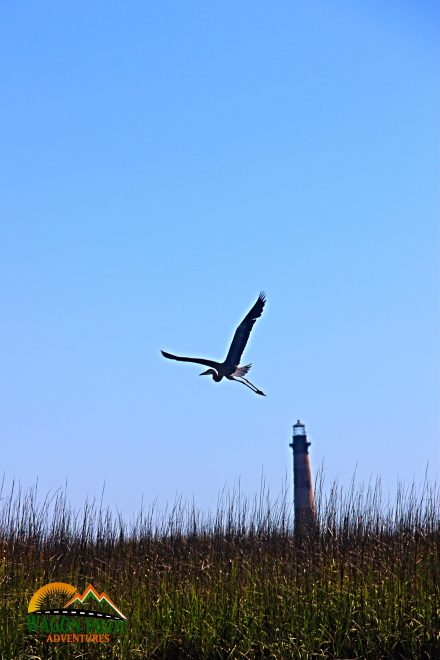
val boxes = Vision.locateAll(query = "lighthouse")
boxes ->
[289,420,316,534]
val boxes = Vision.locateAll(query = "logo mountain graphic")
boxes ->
[64,584,126,620]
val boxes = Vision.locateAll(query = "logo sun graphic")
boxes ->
[28,582,77,613]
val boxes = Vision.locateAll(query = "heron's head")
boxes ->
[199,368,217,377]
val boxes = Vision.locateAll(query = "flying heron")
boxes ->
[161,292,266,396]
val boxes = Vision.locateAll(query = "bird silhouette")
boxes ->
[161,292,266,396]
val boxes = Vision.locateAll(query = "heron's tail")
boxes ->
[233,364,252,377]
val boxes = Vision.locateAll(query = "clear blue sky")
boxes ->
[1,1,438,515]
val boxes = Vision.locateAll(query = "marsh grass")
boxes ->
[0,475,438,659]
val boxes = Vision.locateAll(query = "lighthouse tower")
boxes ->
[289,420,316,534]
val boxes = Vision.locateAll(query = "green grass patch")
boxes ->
[0,477,438,658]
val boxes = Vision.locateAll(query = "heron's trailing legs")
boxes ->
[241,376,266,396]
[233,376,266,396]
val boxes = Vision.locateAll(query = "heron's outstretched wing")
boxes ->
[223,292,266,371]
[161,351,220,369]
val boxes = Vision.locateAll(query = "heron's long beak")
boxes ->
[199,370,210,376]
